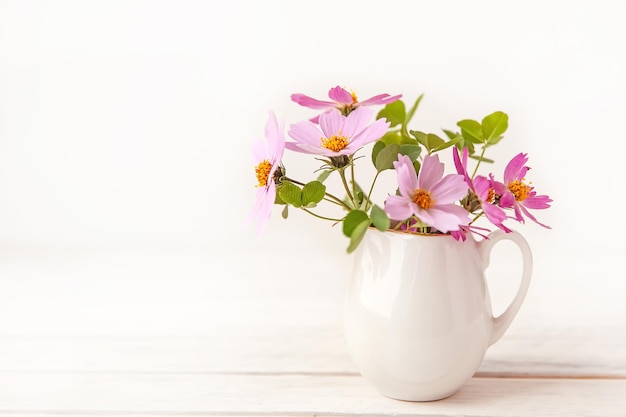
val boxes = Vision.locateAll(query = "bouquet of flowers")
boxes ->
[249,85,552,252]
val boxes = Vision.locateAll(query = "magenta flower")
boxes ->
[499,153,552,228]
[384,154,470,233]
[453,147,511,233]
[474,175,511,232]
[291,85,401,122]
[451,224,492,241]
[286,107,389,157]
[248,111,285,235]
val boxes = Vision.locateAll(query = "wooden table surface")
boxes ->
[0,240,624,416]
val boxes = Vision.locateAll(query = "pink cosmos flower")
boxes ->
[291,85,402,122]
[292,85,401,111]
[498,153,552,228]
[453,147,511,234]
[249,111,285,235]
[384,153,470,233]
[286,106,389,157]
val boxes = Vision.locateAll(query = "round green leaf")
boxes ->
[482,111,508,143]
[302,181,326,206]
[278,182,302,208]
[346,220,370,254]
[457,119,484,144]
[343,210,370,237]
[376,100,406,127]
[370,205,390,231]
[374,143,400,172]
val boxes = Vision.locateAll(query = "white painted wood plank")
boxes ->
[1,323,624,377]
[1,243,624,339]
[0,373,624,417]
[1,244,625,417]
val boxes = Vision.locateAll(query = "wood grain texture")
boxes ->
[0,373,625,417]
[1,324,624,377]
[1,245,625,416]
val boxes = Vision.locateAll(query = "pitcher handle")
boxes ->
[480,230,533,346]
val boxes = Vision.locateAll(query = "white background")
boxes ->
[0,1,624,337]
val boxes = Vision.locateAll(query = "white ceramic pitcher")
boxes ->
[344,228,532,401]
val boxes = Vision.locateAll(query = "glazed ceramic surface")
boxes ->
[344,228,532,401]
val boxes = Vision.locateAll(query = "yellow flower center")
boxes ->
[321,133,349,152]
[413,189,434,209]
[255,160,272,187]
[350,90,358,104]
[508,179,531,202]
[486,188,495,203]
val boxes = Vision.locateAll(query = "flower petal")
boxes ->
[358,93,402,106]
[425,204,470,233]
[430,174,468,205]
[417,154,445,190]
[523,194,552,209]
[255,182,276,235]
[453,147,474,191]
[483,203,511,232]
[341,106,372,137]
[327,86,353,104]
[473,175,491,201]
[291,93,335,110]
[284,141,326,155]
[413,206,435,228]
[504,153,529,183]
[319,109,344,139]
[288,121,322,147]
[384,194,414,220]
[251,135,267,162]
[348,117,389,149]
[394,155,418,199]
[519,203,552,229]
[265,111,285,163]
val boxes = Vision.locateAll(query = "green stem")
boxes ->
[339,170,355,206]
[470,145,488,179]
[301,208,342,222]
[323,197,343,206]
[283,177,351,210]
[350,162,356,205]
[468,212,484,226]
[365,171,381,207]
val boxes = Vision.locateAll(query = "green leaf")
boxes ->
[281,204,289,219]
[377,100,406,127]
[346,220,369,254]
[399,144,421,162]
[409,131,444,153]
[425,134,445,151]
[432,134,462,153]
[352,181,368,208]
[374,143,400,172]
[379,130,403,145]
[409,130,428,148]
[457,119,484,143]
[469,155,495,163]
[343,210,370,237]
[405,94,424,125]
[482,111,508,143]
[370,205,390,231]
[274,192,286,205]
[442,129,458,140]
[316,170,331,183]
[413,160,421,174]
[278,182,302,208]
[301,181,326,206]
[371,140,386,166]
